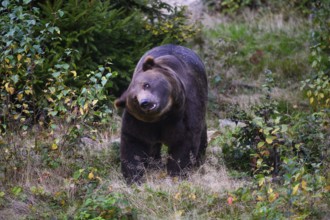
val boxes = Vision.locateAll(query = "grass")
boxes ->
[0,127,246,219]
[201,8,311,113]
[203,7,310,87]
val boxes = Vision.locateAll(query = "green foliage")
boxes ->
[0,1,52,132]
[0,0,197,134]
[75,193,136,220]
[302,72,330,110]
[36,0,196,94]
[301,0,330,112]
[37,0,139,91]
[243,156,328,219]
[0,1,115,135]
[219,68,329,218]
[291,112,329,168]
[221,66,329,171]
[218,61,329,220]
[144,7,196,45]
[223,70,281,173]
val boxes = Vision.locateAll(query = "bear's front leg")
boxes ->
[167,139,193,176]
[196,124,207,166]
[120,134,151,184]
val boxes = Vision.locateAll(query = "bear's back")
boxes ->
[136,44,207,89]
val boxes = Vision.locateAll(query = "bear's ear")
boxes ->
[114,95,126,109]
[142,56,155,71]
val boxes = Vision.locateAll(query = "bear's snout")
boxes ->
[139,99,157,112]
[139,99,157,111]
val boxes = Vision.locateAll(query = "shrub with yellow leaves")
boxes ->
[144,6,198,44]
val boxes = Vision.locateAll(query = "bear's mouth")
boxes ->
[148,103,157,111]
[140,102,157,112]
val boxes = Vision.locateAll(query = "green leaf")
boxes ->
[54,27,60,34]
[252,117,264,127]
[49,111,58,116]
[50,124,58,130]
[11,186,22,196]
[90,77,97,83]
[257,158,263,168]
[23,0,32,4]
[292,183,300,195]
[106,72,112,78]
[271,127,280,134]
[1,0,9,8]
[257,141,265,148]
[266,136,276,144]
[95,73,102,78]
[312,60,318,68]
[258,176,265,187]
[58,10,64,17]
[62,63,70,70]
[98,66,105,72]
[274,117,281,124]
[11,74,19,84]
[52,72,61,78]
[263,127,272,135]
[73,169,85,180]
[49,87,56,94]
[281,124,288,132]
[101,76,107,86]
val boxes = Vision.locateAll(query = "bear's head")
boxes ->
[115,56,185,122]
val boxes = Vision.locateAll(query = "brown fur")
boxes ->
[115,44,208,183]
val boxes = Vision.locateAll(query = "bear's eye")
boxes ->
[143,83,150,89]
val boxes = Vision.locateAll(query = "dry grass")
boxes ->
[105,164,244,219]
[1,122,245,219]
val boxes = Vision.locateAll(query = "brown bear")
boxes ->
[115,44,208,183]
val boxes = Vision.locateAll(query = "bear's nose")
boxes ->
[140,99,151,109]
[139,99,156,111]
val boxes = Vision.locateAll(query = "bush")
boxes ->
[0,0,197,133]
[219,70,329,218]
[301,1,330,112]
[222,70,283,173]
[0,1,115,133]
[222,66,329,172]
[291,112,329,167]
[75,193,136,220]
[36,0,196,94]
